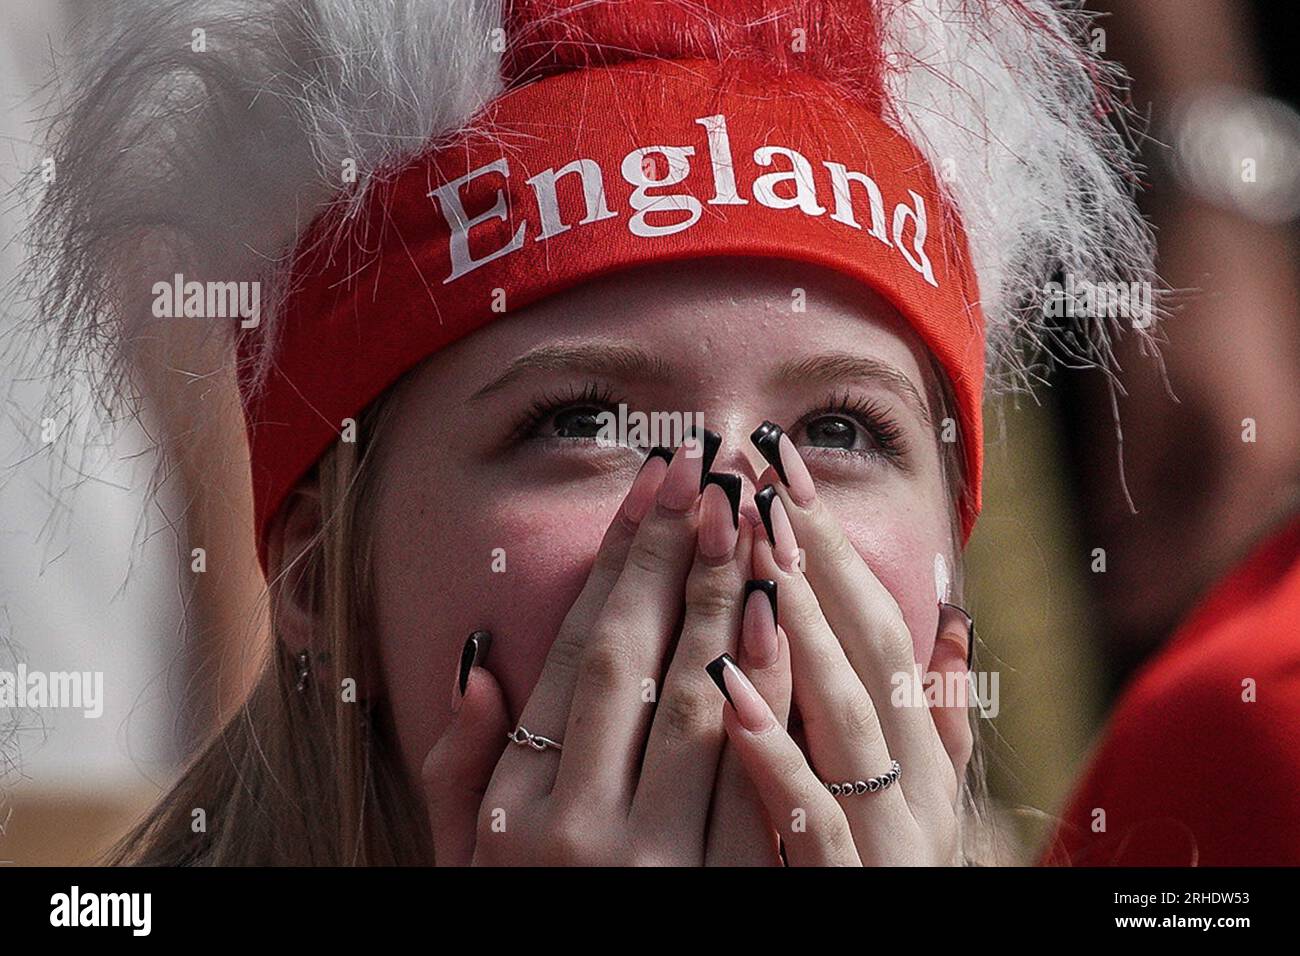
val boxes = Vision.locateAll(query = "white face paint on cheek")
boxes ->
[934,552,951,605]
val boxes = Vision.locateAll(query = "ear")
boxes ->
[263,479,324,658]
[927,604,975,779]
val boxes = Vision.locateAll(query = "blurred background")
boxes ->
[1,0,1297,865]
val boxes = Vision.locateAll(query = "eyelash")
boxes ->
[792,391,908,463]
[509,381,624,444]
[510,382,909,464]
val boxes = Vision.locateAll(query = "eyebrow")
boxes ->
[770,352,933,427]
[469,343,933,426]
[467,343,673,402]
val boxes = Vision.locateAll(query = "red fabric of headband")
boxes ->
[240,58,985,569]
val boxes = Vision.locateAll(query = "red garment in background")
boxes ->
[1044,514,1300,865]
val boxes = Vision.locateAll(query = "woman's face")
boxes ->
[365,258,957,786]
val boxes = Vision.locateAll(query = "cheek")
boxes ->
[371,477,619,783]
[836,502,947,665]
[469,493,617,712]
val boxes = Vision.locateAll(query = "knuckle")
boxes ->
[876,617,915,666]
[542,628,586,681]
[785,587,828,639]
[802,636,843,677]
[683,569,736,622]
[772,740,812,783]
[655,683,721,744]
[545,808,603,865]
[834,691,883,744]
[821,521,861,569]
[591,539,628,578]
[624,530,677,579]
[578,635,637,695]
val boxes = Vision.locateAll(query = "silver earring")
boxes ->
[294,650,311,693]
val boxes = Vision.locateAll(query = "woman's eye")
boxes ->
[512,384,626,447]
[804,415,860,450]
[550,405,606,439]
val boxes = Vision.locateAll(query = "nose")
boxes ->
[702,424,771,526]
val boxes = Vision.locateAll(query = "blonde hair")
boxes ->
[106,400,427,865]
[107,356,991,866]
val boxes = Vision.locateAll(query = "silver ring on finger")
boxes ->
[823,759,901,796]
[507,725,563,752]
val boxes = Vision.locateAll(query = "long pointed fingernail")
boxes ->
[705,653,736,706]
[657,438,707,511]
[624,451,670,523]
[704,472,741,527]
[454,630,492,711]
[742,580,779,667]
[685,426,722,491]
[700,472,741,558]
[750,421,788,484]
[938,603,974,669]
[754,485,799,571]
[776,434,815,506]
[750,422,815,506]
[705,653,771,733]
[745,578,777,622]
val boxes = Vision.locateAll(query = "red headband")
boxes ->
[240,58,985,568]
